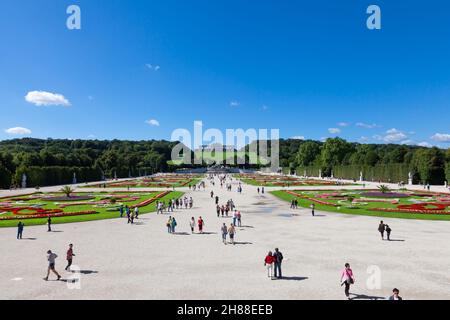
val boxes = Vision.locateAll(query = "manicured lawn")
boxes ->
[0,191,183,228]
[271,190,450,221]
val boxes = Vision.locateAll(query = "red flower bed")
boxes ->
[285,191,338,207]
[0,206,97,220]
[397,203,449,211]
[130,191,170,209]
[370,207,450,215]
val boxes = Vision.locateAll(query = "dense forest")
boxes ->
[0,138,179,188]
[275,138,450,185]
[0,138,449,188]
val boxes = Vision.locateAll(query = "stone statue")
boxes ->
[21,173,27,189]
[72,172,77,184]
[359,171,363,182]
[408,172,413,186]
[319,169,322,179]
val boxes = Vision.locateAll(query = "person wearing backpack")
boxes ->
[273,248,283,279]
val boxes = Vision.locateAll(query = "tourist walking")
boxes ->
[237,211,242,227]
[17,221,24,239]
[171,217,177,233]
[221,223,228,244]
[190,217,195,234]
[216,205,221,218]
[167,217,173,233]
[310,203,315,216]
[378,221,386,240]
[44,250,61,281]
[228,224,236,245]
[47,217,52,232]
[273,248,284,279]
[134,206,139,219]
[65,244,75,271]
[198,217,204,234]
[264,251,274,279]
[385,224,392,241]
[119,205,124,218]
[340,263,355,300]
[389,288,403,300]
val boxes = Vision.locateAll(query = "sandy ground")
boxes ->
[1,176,450,300]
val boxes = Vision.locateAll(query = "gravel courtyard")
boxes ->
[1,177,449,300]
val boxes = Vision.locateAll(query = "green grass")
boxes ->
[87,178,202,188]
[0,191,183,228]
[271,190,450,221]
[239,177,355,187]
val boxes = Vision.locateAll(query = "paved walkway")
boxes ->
[1,177,449,300]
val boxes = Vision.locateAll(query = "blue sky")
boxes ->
[0,0,449,148]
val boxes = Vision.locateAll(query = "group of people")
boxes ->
[220,223,236,244]
[43,244,76,281]
[189,216,205,234]
[264,248,284,279]
[378,221,393,241]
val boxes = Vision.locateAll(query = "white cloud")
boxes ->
[5,127,32,135]
[356,122,379,129]
[145,119,160,126]
[291,136,305,140]
[418,141,432,147]
[328,128,341,134]
[230,101,240,107]
[431,133,450,143]
[383,128,407,142]
[359,136,369,142]
[338,122,350,127]
[145,64,160,71]
[87,134,96,139]
[25,91,70,107]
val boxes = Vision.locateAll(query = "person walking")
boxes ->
[167,217,173,233]
[216,205,221,218]
[44,250,61,281]
[119,205,124,218]
[198,217,204,234]
[273,248,284,279]
[378,221,386,240]
[389,288,403,300]
[237,211,242,227]
[130,210,135,224]
[171,217,177,233]
[221,223,228,245]
[65,244,75,271]
[47,217,52,232]
[17,222,24,240]
[228,224,236,245]
[190,217,195,234]
[264,251,274,279]
[340,263,355,300]
[310,203,315,217]
[232,210,238,226]
[134,206,139,219]
[385,224,392,241]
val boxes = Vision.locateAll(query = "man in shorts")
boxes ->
[44,250,61,281]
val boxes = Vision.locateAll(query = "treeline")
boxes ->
[277,138,450,185]
[0,138,180,188]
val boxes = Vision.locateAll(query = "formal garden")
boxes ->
[237,174,354,187]
[272,186,450,220]
[87,174,203,188]
[0,187,182,227]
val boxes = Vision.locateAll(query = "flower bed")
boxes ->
[361,192,410,198]
[285,191,338,207]
[130,191,170,208]
[0,210,97,220]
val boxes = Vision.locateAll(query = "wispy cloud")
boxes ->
[230,101,240,107]
[145,119,160,127]
[338,122,350,127]
[5,127,32,135]
[431,133,450,143]
[328,128,341,134]
[374,128,408,143]
[291,136,305,140]
[356,122,380,129]
[25,91,70,107]
[145,64,161,71]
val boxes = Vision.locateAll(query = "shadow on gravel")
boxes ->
[277,276,309,282]
[233,242,253,245]
[22,238,37,240]
[173,232,190,236]
[349,293,385,300]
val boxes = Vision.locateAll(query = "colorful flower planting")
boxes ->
[272,189,450,220]
[238,174,354,187]
[0,190,182,227]
[87,174,203,188]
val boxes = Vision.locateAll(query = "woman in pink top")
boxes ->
[340,263,355,299]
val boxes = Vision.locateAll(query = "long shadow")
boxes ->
[277,276,309,281]
[387,239,406,242]
[312,214,327,217]
[133,222,145,226]
[21,238,37,240]
[50,230,64,233]
[240,225,254,229]
[173,232,190,236]
[232,241,253,245]
[71,270,99,275]
[350,293,385,300]
[198,232,218,235]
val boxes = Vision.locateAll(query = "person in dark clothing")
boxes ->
[273,248,284,279]
[65,244,75,271]
[378,221,386,240]
[385,225,392,241]
[17,222,24,239]
[311,203,315,216]
[389,288,403,300]
[47,217,52,232]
